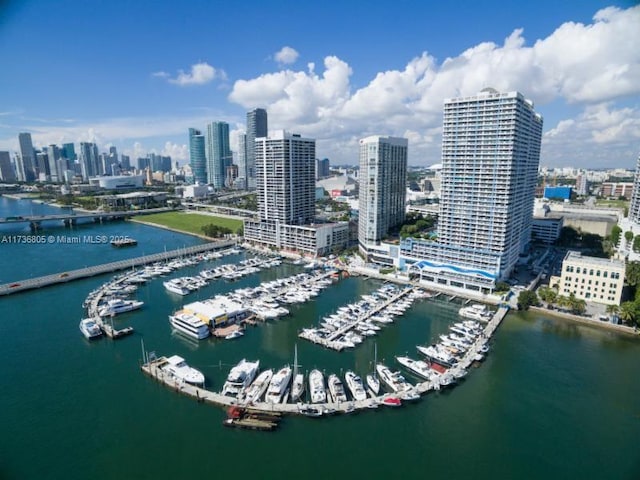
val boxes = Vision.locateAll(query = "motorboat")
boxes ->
[225,330,244,340]
[169,312,210,340]
[327,374,348,403]
[243,369,273,403]
[376,364,413,393]
[416,345,457,368]
[221,359,260,397]
[345,371,367,401]
[309,369,327,404]
[366,374,380,396]
[291,373,305,403]
[98,298,144,317]
[459,303,492,321]
[79,318,102,340]
[161,355,205,385]
[163,278,191,296]
[265,366,292,403]
[381,396,402,407]
[396,356,433,381]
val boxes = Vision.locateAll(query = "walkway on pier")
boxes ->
[326,287,413,342]
[0,240,235,296]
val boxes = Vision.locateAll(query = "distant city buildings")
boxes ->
[206,121,232,189]
[0,151,16,182]
[18,132,36,182]
[188,128,207,184]
[245,108,268,190]
[316,158,330,180]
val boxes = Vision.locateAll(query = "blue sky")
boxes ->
[0,0,638,168]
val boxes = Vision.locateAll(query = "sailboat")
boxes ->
[290,344,304,402]
[366,342,380,396]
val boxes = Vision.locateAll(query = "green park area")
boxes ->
[134,211,243,237]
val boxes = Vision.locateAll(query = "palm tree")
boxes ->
[605,304,620,320]
[538,286,557,307]
[619,302,637,326]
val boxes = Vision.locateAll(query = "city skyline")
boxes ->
[0,1,638,169]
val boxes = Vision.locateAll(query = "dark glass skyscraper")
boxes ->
[206,121,232,189]
[189,128,207,184]
[246,108,268,189]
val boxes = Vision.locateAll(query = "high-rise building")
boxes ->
[358,136,408,253]
[401,89,543,292]
[244,130,349,255]
[36,152,50,181]
[575,170,588,196]
[246,108,268,189]
[18,132,36,182]
[120,154,131,171]
[62,143,76,162]
[206,121,232,189]
[236,132,247,189]
[47,145,61,182]
[316,158,331,180]
[0,151,16,182]
[79,142,99,180]
[188,128,207,184]
[256,130,315,225]
[629,155,640,225]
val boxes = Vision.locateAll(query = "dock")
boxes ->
[95,316,134,339]
[0,240,236,296]
[140,305,511,420]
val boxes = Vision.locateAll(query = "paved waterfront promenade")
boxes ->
[0,240,235,296]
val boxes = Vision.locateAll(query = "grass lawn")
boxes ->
[135,211,242,236]
[595,199,629,209]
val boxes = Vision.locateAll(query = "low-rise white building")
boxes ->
[558,251,625,306]
[179,297,249,327]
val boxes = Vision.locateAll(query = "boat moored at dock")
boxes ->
[79,318,103,340]
[161,355,205,386]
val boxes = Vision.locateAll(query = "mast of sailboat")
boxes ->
[293,343,299,379]
[373,342,378,380]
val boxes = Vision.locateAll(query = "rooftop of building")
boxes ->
[563,251,625,269]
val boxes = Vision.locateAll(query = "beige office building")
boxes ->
[558,251,625,306]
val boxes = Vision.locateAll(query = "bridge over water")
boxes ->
[0,207,174,228]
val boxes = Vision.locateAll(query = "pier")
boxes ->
[141,305,511,418]
[0,240,235,296]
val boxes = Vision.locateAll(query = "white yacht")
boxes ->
[376,364,412,393]
[459,303,491,321]
[243,369,273,404]
[162,355,205,385]
[327,374,348,403]
[345,371,368,402]
[163,278,190,296]
[79,318,102,340]
[98,298,144,317]
[265,366,292,403]
[169,312,210,340]
[366,374,380,396]
[309,369,327,404]
[222,359,260,397]
[396,356,433,381]
[417,345,457,368]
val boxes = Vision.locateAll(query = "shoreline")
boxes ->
[529,305,639,336]
[129,217,221,242]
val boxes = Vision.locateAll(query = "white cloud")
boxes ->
[161,62,226,86]
[228,5,640,167]
[274,46,299,65]
[161,141,188,161]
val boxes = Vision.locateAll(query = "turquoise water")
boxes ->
[1,197,639,480]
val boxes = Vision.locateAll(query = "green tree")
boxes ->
[624,231,634,244]
[633,235,640,253]
[537,286,558,306]
[494,281,511,292]
[610,225,622,246]
[605,304,620,319]
[625,261,640,287]
[619,301,638,326]
[517,290,539,311]
[567,293,586,315]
